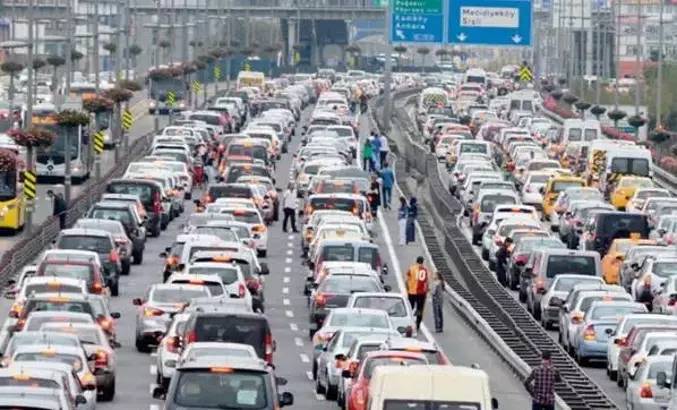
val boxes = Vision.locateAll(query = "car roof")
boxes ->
[178,356,268,372]
[59,228,111,238]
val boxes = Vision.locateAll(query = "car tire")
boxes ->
[315,374,326,395]
[518,288,527,303]
[100,377,115,401]
[481,248,489,261]
[326,381,338,401]
[576,350,588,366]
[133,250,143,265]
[488,260,496,271]
[111,281,119,297]
[533,304,541,320]
[312,361,318,380]
[471,234,480,246]
[135,336,150,353]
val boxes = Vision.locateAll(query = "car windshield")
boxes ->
[321,276,380,294]
[5,334,79,356]
[364,356,427,378]
[13,353,82,372]
[590,305,644,320]
[310,197,359,213]
[554,277,601,292]
[352,297,407,317]
[0,376,60,389]
[328,312,389,328]
[153,288,210,303]
[546,255,596,278]
[220,210,261,224]
[26,315,92,331]
[652,262,677,278]
[384,401,480,410]
[23,283,82,296]
[193,227,239,243]
[188,267,240,285]
[58,236,111,253]
[174,370,268,409]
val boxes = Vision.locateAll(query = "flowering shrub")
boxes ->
[83,96,114,113]
[0,149,17,172]
[56,110,90,127]
[8,127,55,147]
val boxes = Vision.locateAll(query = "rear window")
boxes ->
[173,280,223,296]
[552,181,584,193]
[24,283,82,295]
[580,296,629,312]
[554,277,601,292]
[174,370,268,409]
[25,300,93,316]
[363,356,427,378]
[228,145,267,161]
[652,262,677,278]
[323,245,354,261]
[208,186,252,200]
[0,377,60,389]
[188,114,221,125]
[590,305,644,320]
[193,316,268,358]
[153,287,210,303]
[546,255,597,278]
[107,183,153,204]
[311,197,359,213]
[40,264,93,284]
[481,195,517,212]
[611,158,650,177]
[188,267,240,284]
[353,297,407,317]
[320,276,380,294]
[57,235,112,253]
[598,215,648,236]
[220,210,261,224]
[358,247,379,269]
[89,208,133,226]
[13,353,83,372]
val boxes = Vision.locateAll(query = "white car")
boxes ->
[218,207,268,257]
[625,356,673,410]
[345,292,416,337]
[155,312,190,388]
[185,262,253,309]
[539,274,603,330]
[178,342,257,366]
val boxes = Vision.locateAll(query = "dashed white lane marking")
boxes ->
[288,235,294,240]
[283,275,290,281]
[287,242,293,247]
[285,310,294,318]
[150,405,160,410]
[282,287,289,294]
[295,337,304,347]
[286,249,293,255]
[283,298,290,306]
[299,353,310,363]
[150,365,156,376]
[285,257,293,263]
[289,323,298,331]
[150,351,157,358]
[306,371,313,381]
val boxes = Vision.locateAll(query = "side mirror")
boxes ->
[5,279,15,287]
[75,394,87,405]
[605,327,614,335]
[110,312,121,319]
[259,263,270,275]
[492,398,499,409]
[658,229,667,236]
[132,298,143,306]
[279,392,294,407]
[539,187,545,195]
[656,371,669,388]
[152,385,166,400]
[159,252,168,258]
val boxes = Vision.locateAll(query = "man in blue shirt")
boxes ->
[379,162,395,209]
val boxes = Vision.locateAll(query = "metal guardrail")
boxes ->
[0,133,153,284]
[371,89,619,410]
[539,104,677,194]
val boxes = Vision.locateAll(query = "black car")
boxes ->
[106,179,164,236]
[85,202,146,265]
[582,212,650,256]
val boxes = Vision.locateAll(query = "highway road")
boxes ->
[0,101,533,409]
[399,100,627,408]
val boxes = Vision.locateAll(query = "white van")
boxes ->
[464,68,487,87]
[562,118,602,145]
[368,365,498,410]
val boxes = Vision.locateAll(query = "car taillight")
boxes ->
[246,278,260,293]
[639,383,653,398]
[314,293,327,307]
[94,350,108,367]
[571,312,584,324]
[109,249,119,263]
[91,282,104,294]
[153,192,162,214]
[582,325,596,341]
[238,283,246,298]
[185,330,197,344]
[264,333,273,364]
[165,336,179,353]
[144,307,164,317]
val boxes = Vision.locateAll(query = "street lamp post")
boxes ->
[656,0,664,128]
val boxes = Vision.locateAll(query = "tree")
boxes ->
[416,47,430,72]
[128,44,142,69]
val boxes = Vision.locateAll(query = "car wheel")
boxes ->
[133,250,143,265]
[312,361,318,380]
[488,260,496,271]
[100,377,115,401]
[481,248,489,260]
[135,336,150,353]
[315,373,326,394]
[576,350,588,366]
[326,380,338,401]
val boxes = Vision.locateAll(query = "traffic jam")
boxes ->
[0,67,506,410]
[422,65,677,409]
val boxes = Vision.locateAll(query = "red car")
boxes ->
[345,351,428,410]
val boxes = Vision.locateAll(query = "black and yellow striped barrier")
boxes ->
[93,131,105,154]
[122,109,133,131]
[23,171,36,200]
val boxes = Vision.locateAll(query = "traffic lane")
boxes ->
[0,111,169,254]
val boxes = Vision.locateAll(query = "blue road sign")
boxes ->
[391,0,444,43]
[447,0,532,47]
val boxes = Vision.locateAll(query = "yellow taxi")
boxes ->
[610,176,654,210]
[541,175,586,218]
[600,237,656,284]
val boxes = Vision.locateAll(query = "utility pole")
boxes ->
[125,0,131,81]
[202,0,208,105]
[382,0,393,132]
[65,0,73,97]
[613,0,621,111]
[656,0,664,128]
[25,0,35,234]
[93,0,101,182]
[578,0,585,97]
[634,0,641,117]
[153,0,160,134]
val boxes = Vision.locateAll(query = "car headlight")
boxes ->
[179,102,186,109]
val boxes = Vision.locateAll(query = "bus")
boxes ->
[236,71,265,90]
[0,147,25,233]
[71,81,114,147]
[32,102,92,182]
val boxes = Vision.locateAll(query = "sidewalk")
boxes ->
[374,172,531,410]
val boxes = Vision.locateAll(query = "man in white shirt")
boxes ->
[378,133,389,166]
[282,183,299,233]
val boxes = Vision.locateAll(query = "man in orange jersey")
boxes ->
[405,256,429,330]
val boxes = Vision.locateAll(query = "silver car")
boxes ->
[539,274,604,330]
[625,355,672,410]
[345,292,416,337]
